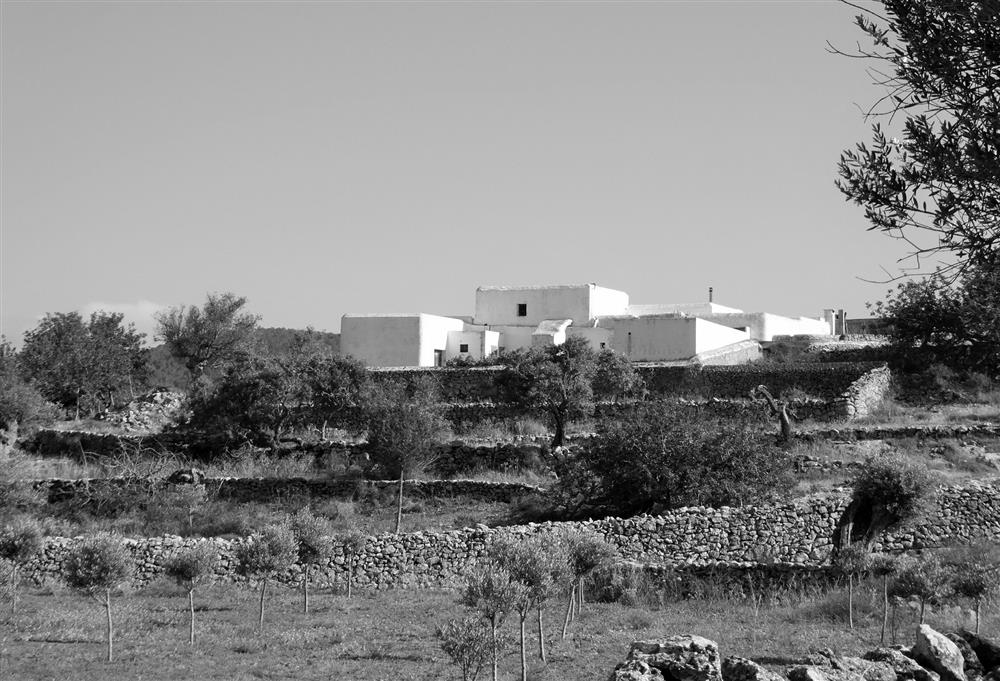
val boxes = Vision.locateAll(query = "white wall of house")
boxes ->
[531,319,572,347]
[446,328,500,361]
[602,316,698,361]
[701,312,831,341]
[475,284,627,326]
[341,313,465,367]
[693,318,752,353]
[566,325,614,351]
[492,325,535,354]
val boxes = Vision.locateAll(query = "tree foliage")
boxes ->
[836,0,1000,275]
[63,533,134,662]
[155,292,259,378]
[0,339,57,436]
[848,453,935,544]
[19,312,146,417]
[235,523,298,632]
[165,543,218,645]
[550,401,794,519]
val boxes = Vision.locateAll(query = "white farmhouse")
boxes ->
[340,283,834,367]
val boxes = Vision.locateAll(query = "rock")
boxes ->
[626,635,722,681]
[864,647,940,681]
[165,468,206,485]
[947,634,984,679]
[957,632,1000,672]
[914,625,968,681]
[832,656,898,681]
[788,666,833,681]
[721,657,783,681]
[611,659,666,681]
[788,664,894,681]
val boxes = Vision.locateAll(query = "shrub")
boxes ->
[461,566,527,681]
[235,524,298,632]
[437,616,501,681]
[165,542,219,645]
[0,517,43,615]
[64,533,134,662]
[847,454,935,544]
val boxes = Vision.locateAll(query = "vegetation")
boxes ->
[461,566,527,681]
[0,516,44,614]
[155,292,259,379]
[836,0,1000,276]
[341,529,367,599]
[18,312,147,418]
[63,533,135,662]
[0,340,57,440]
[164,543,219,645]
[846,453,935,546]
[234,524,298,632]
[289,507,334,613]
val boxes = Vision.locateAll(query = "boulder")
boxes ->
[611,659,666,681]
[957,632,1000,672]
[165,468,206,485]
[626,635,723,681]
[721,657,784,681]
[788,667,832,681]
[864,647,940,681]
[914,625,968,681]
[947,634,985,679]
[788,664,894,681]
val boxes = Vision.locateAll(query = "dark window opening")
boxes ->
[517,303,527,317]
[459,343,469,353]
[600,342,606,349]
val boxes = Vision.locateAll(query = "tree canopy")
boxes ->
[155,292,259,378]
[836,0,1000,276]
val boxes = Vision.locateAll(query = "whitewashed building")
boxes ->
[340,283,834,367]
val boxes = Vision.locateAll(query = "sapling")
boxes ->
[341,529,366,599]
[164,542,218,645]
[890,554,952,631]
[461,565,526,681]
[235,524,297,632]
[0,517,43,615]
[835,545,870,630]
[437,616,504,681]
[868,553,900,644]
[64,533,134,662]
[290,508,333,613]
[561,531,616,639]
[951,560,996,635]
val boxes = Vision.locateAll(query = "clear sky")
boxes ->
[2,0,907,344]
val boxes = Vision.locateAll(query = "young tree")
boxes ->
[868,553,901,645]
[461,566,527,681]
[890,554,952,627]
[164,543,219,645]
[834,545,870,630]
[497,337,597,447]
[950,558,997,635]
[341,529,366,599]
[0,517,44,615]
[235,524,298,632]
[437,616,500,681]
[63,534,134,662]
[19,312,147,418]
[561,531,616,639]
[845,454,935,546]
[290,508,333,613]
[836,0,1000,276]
[0,339,58,451]
[592,349,646,404]
[363,379,448,533]
[155,292,259,378]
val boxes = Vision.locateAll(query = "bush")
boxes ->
[437,616,498,681]
[847,453,935,544]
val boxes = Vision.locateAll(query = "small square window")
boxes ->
[459,343,469,353]
[517,303,527,317]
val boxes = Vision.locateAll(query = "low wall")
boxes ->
[21,480,1000,590]
[798,422,1000,442]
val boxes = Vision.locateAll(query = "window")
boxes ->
[459,343,469,353]
[517,303,527,317]
[600,342,606,349]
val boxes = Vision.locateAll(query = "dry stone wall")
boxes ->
[21,480,1000,591]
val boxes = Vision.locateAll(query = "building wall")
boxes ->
[446,328,500,362]
[702,312,830,342]
[492,325,535,353]
[693,318,751,354]
[416,314,466,367]
[604,316,698,361]
[341,315,422,367]
[566,325,614,351]
[475,284,625,327]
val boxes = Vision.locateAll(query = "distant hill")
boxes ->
[145,327,341,391]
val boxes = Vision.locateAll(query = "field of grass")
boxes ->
[3,578,992,681]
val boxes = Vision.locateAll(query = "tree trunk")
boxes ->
[519,614,527,681]
[976,599,982,635]
[919,599,926,626]
[303,565,310,614]
[552,415,565,448]
[491,621,499,681]
[347,562,353,599]
[848,574,855,629]
[258,578,267,632]
[880,576,889,645]
[9,566,17,616]
[578,580,585,609]
[188,589,195,645]
[561,584,575,639]
[395,468,404,534]
[105,589,114,662]
[537,605,546,662]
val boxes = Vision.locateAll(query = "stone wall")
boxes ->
[21,480,1000,590]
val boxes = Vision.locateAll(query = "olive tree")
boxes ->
[235,524,298,632]
[64,534,134,662]
[461,566,527,681]
[155,292,259,379]
[834,545,870,630]
[561,531,616,639]
[437,616,501,681]
[844,453,935,546]
[0,517,43,615]
[164,542,219,645]
[341,529,367,599]
[290,508,333,613]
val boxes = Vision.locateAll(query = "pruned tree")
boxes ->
[235,524,298,632]
[290,508,333,613]
[834,544,870,630]
[155,292,259,379]
[842,453,935,547]
[890,554,953,628]
[561,530,616,639]
[868,553,901,644]
[0,517,44,615]
[363,378,448,533]
[461,566,527,681]
[63,534,134,662]
[341,529,367,599]
[164,542,219,645]
[437,616,502,681]
[835,0,1000,278]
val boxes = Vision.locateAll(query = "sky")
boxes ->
[1,0,910,345]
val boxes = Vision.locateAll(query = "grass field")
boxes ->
[2,579,991,681]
